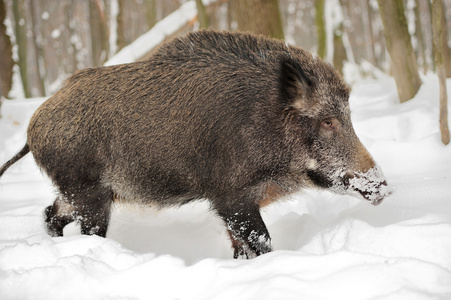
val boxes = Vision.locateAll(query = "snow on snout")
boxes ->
[348,164,392,205]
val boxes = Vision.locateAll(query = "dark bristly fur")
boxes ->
[0,30,388,258]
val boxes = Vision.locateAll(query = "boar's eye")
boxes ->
[321,119,335,130]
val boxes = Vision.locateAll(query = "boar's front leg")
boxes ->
[215,202,272,259]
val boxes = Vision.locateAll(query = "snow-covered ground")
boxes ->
[1,73,450,299]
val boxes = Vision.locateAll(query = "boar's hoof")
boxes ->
[44,204,74,237]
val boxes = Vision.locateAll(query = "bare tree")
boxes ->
[333,22,346,76]
[4,0,447,99]
[329,0,346,76]
[64,0,78,75]
[439,0,451,77]
[195,0,209,29]
[377,0,422,102]
[414,0,428,73]
[0,0,13,99]
[231,0,284,40]
[12,0,30,97]
[315,0,326,59]
[145,0,157,29]
[116,0,126,52]
[432,0,450,145]
[29,0,46,96]
[89,0,108,66]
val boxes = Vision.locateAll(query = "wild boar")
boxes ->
[0,30,390,258]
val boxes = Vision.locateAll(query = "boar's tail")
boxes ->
[0,144,30,178]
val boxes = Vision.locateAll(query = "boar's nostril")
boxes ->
[357,189,384,206]
[345,165,391,205]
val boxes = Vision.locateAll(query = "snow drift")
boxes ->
[1,74,451,299]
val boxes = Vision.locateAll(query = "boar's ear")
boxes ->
[280,58,315,111]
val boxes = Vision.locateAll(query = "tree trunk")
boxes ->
[145,0,157,29]
[333,22,346,76]
[330,0,346,76]
[364,0,376,66]
[227,0,236,30]
[439,0,451,77]
[116,0,126,52]
[414,0,428,73]
[377,0,421,103]
[0,0,14,99]
[315,0,326,59]
[427,0,436,72]
[231,0,284,40]
[65,0,78,75]
[89,0,108,66]
[195,0,209,29]
[432,0,450,145]
[29,0,46,96]
[13,0,31,98]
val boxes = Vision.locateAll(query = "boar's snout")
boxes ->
[336,139,391,206]
[306,120,392,205]
[345,167,390,206]
[359,180,388,206]
[344,142,391,205]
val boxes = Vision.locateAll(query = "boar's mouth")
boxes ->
[353,180,388,206]
[310,166,391,205]
[343,166,391,206]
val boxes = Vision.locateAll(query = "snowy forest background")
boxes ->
[0,0,450,101]
[1,1,451,299]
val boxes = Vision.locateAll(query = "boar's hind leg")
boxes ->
[44,196,76,237]
[216,203,272,259]
[77,185,113,237]
[44,184,113,237]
